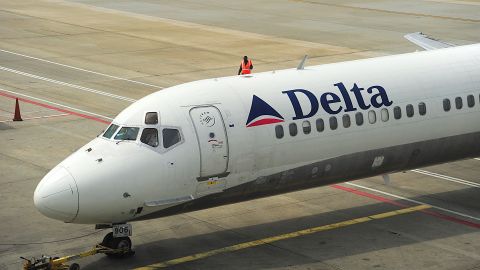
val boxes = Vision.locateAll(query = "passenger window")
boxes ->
[114,127,139,141]
[355,112,364,126]
[316,118,324,132]
[302,121,311,134]
[289,123,298,136]
[419,102,426,115]
[342,114,351,128]
[467,95,475,108]
[381,108,389,122]
[406,104,414,117]
[329,117,337,130]
[163,128,181,148]
[443,99,451,111]
[275,125,284,139]
[455,97,463,109]
[103,124,119,139]
[140,128,159,147]
[394,106,402,119]
[145,112,158,125]
[368,110,376,124]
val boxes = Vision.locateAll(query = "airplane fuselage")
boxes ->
[34,43,480,225]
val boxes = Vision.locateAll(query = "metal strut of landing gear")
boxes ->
[21,224,134,270]
[100,232,134,258]
[99,223,135,258]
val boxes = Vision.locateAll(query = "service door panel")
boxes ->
[190,106,229,178]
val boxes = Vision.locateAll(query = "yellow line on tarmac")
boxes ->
[135,204,430,270]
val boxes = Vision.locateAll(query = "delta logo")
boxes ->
[246,82,393,128]
[246,95,285,127]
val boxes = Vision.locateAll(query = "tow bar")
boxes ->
[20,244,134,270]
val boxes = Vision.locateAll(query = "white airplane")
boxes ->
[33,33,480,256]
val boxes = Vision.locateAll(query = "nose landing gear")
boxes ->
[101,232,134,258]
[97,223,135,258]
[20,224,134,269]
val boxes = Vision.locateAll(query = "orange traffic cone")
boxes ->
[13,98,22,121]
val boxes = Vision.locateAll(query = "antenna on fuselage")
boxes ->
[297,55,308,70]
[382,174,391,186]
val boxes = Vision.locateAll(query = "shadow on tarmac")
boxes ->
[83,187,479,270]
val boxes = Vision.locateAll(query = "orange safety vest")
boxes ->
[241,59,252,74]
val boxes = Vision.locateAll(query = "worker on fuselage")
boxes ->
[238,56,253,75]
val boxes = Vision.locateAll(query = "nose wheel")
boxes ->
[101,232,134,258]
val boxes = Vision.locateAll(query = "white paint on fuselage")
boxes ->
[34,44,480,224]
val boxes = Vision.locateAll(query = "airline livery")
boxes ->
[33,33,480,255]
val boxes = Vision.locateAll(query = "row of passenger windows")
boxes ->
[443,94,477,111]
[275,102,427,139]
[103,124,181,148]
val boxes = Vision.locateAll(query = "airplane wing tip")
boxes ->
[404,32,455,51]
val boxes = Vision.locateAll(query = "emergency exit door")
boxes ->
[190,106,229,179]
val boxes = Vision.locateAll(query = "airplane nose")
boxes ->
[34,166,79,222]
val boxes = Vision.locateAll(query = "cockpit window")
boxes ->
[103,124,119,139]
[114,127,140,141]
[140,128,159,147]
[163,128,181,148]
[145,112,158,125]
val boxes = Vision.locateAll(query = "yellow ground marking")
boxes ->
[135,204,431,269]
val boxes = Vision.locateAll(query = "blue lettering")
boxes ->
[367,85,393,108]
[320,92,343,114]
[282,89,319,120]
[349,83,370,110]
[334,82,356,112]
[283,83,393,120]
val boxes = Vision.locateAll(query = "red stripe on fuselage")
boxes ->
[247,118,284,127]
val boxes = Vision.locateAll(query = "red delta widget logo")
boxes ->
[246,82,393,127]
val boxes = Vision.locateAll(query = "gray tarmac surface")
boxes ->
[0,0,479,269]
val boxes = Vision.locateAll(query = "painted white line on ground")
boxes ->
[0,48,164,89]
[345,182,480,221]
[411,169,480,188]
[0,65,137,103]
[474,158,480,161]
[0,88,113,121]
[0,113,69,123]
